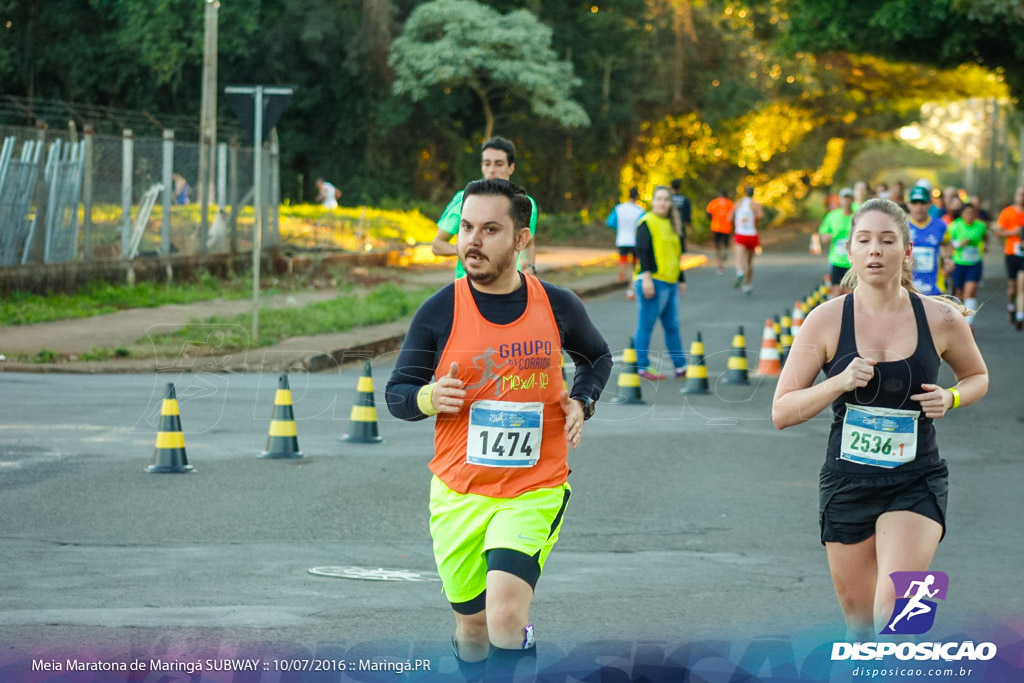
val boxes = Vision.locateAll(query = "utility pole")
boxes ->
[197,0,220,254]
[224,85,295,343]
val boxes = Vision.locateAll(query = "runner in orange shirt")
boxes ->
[993,186,1024,330]
[706,190,734,275]
[386,179,611,678]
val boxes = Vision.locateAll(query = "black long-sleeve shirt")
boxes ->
[635,222,686,283]
[386,275,612,421]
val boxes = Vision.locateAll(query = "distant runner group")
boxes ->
[817,179,1024,332]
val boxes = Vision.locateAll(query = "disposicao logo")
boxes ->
[881,570,948,635]
[831,570,998,663]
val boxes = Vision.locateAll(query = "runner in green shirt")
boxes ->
[431,137,538,278]
[818,187,855,297]
[945,203,987,328]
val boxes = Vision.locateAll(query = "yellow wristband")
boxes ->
[947,387,960,410]
[417,383,439,417]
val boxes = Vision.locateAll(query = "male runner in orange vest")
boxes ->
[386,179,611,678]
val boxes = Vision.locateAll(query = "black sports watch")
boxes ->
[574,395,596,421]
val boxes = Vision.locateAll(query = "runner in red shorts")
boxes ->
[728,186,764,294]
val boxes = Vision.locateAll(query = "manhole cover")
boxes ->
[308,566,441,582]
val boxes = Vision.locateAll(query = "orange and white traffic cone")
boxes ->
[754,318,782,377]
[791,301,806,338]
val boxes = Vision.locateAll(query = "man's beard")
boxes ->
[463,246,517,286]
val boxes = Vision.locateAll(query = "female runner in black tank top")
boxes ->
[771,199,988,641]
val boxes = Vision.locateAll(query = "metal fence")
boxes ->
[0,124,271,267]
[0,137,42,265]
[42,139,86,263]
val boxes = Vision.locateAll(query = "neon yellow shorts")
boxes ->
[428,475,571,605]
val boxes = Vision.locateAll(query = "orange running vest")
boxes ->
[431,274,568,498]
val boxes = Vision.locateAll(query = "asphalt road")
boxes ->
[1,249,1021,680]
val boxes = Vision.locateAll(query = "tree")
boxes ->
[388,0,590,140]
[779,0,1024,99]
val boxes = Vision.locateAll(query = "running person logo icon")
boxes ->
[464,347,511,396]
[881,571,950,635]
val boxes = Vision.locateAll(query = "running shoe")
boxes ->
[733,274,742,289]
[674,367,688,379]
[742,284,752,295]
[638,368,666,381]
[1017,317,1023,331]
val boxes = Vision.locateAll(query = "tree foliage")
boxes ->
[389,0,589,140]
[779,0,1024,98]
[0,0,1014,218]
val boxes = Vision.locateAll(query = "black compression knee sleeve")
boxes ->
[452,638,487,681]
[487,644,537,681]
[456,654,487,681]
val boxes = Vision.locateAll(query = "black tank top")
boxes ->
[822,292,942,474]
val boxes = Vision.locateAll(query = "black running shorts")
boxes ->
[830,265,850,288]
[819,461,948,545]
[1006,254,1024,280]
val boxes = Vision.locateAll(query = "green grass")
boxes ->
[130,282,433,358]
[79,347,131,362]
[0,272,256,326]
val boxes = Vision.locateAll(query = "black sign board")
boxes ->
[224,85,295,141]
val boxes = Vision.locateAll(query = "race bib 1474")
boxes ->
[467,400,544,468]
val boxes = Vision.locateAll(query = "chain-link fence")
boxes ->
[0,123,271,267]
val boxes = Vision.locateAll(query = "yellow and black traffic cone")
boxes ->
[261,374,305,459]
[147,383,194,473]
[608,338,644,404]
[779,316,794,367]
[724,326,750,385]
[341,361,383,443]
[681,331,710,394]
